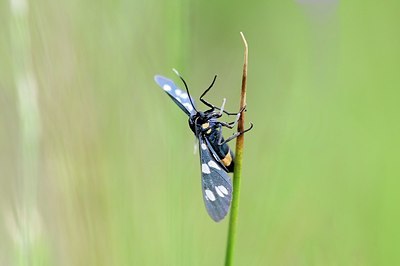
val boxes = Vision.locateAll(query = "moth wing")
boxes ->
[199,135,232,222]
[154,75,196,116]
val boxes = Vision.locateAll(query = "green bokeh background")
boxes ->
[1,0,400,265]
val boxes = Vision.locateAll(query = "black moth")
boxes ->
[154,69,252,222]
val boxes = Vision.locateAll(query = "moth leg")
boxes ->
[222,112,241,129]
[207,101,247,117]
[193,137,199,154]
[216,110,242,145]
[218,123,254,145]
[217,106,244,129]
[221,105,247,116]
[200,76,246,116]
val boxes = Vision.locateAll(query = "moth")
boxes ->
[154,70,252,222]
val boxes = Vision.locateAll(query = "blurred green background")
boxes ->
[1,0,400,265]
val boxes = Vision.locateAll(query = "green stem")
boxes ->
[225,32,248,266]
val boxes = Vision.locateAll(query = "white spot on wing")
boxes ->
[201,143,207,150]
[208,160,221,170]
[183,103,194,112]
[218,185,229,195]
[202,164,210,174]
[175,89,182,96]
[163,84,171,91]
[205,189,216,201]
[215,186,225,197]
[180,93,188,99]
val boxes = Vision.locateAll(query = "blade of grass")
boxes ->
[225,32,248,266]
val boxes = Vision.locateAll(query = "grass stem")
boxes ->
[224,32,248,266]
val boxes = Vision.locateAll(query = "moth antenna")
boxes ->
[172,68,198,113]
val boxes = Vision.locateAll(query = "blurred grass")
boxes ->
[1,0,400,265]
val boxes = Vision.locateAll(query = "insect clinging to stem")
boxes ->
[154,69,253,222]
